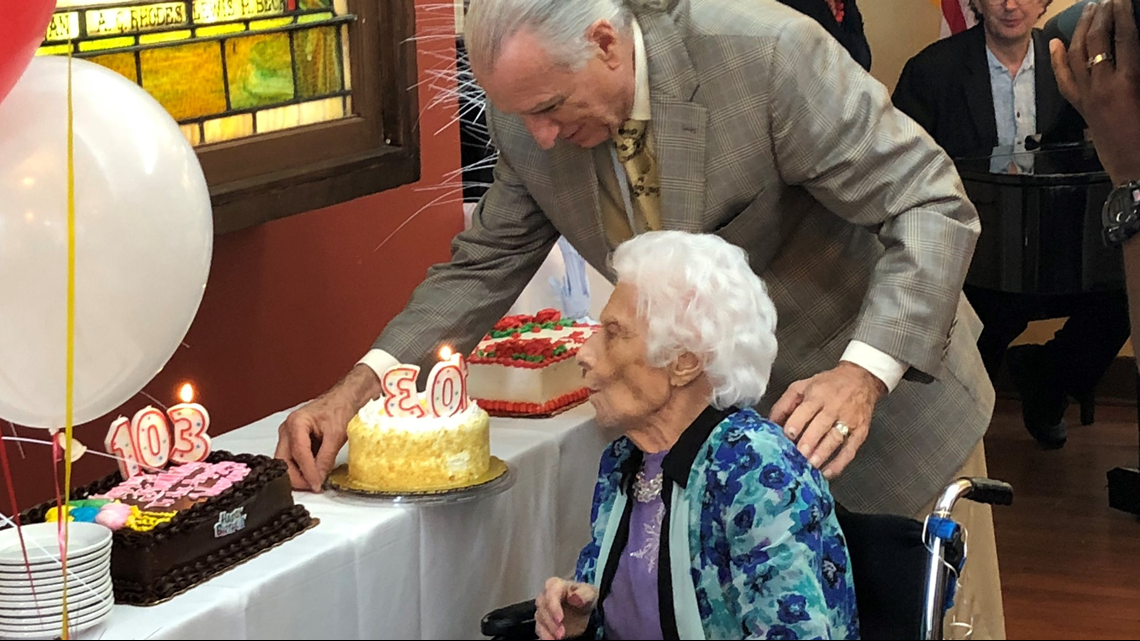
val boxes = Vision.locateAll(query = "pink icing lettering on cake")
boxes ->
[97,461,250,510]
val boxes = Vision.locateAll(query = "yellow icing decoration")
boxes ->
[125,507,177,532]
[45,506,72,522]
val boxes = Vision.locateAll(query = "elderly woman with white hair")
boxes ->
[536,231,859,640]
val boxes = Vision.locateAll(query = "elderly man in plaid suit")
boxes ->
[277,0,1004,636]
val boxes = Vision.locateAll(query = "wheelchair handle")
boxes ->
[963,478,1014,507]
[921,477,1013,640]
[932,477,1013,517]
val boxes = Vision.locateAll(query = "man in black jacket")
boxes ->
[779,0,871,71]
[893,0,1131,449]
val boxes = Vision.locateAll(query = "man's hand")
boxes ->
[274,364,382,492]
[534,577,598,640]
[1050,0,1140,185]
[769,361,887,480]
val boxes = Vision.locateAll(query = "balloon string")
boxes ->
[0,434,41,609]
[60,42,76,641]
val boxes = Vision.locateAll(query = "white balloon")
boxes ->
[0,57,212,428]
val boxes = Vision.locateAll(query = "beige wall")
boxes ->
[864,0,941,91]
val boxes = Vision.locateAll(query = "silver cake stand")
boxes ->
[323,457,515,506]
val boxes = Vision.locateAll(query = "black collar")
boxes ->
[619,405,736,490]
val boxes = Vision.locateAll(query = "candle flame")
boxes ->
[439,345,454,361]
[179,383,194,404]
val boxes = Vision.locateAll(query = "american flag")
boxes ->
[938,0,978,38]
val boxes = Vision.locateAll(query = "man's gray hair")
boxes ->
[465,0,633,71]
[611,231,779,410]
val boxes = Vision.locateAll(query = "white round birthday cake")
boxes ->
[347,397,490,492]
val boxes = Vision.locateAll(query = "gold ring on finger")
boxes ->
[832,421,851,440]
[1088,52,1114,68]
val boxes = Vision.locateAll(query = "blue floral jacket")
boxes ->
[575,407,860,640]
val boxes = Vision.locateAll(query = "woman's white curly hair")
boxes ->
[611,231,779,410]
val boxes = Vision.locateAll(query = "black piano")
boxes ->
[954,142,1139,515]
[954,142,1124,295]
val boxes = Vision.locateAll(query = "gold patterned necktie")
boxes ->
[611,119,662,236]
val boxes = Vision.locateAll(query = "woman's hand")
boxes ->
[535,577,598,640]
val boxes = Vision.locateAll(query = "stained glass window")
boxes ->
[38,0,355,147]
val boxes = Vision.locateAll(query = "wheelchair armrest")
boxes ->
[481,599,538,639]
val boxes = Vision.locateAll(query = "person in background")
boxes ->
[893,0,1131,449]
[535,231,859,640]
[779,0,872,70]
[1051,0,1140,348]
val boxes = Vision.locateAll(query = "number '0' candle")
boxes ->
[426,346,466,417]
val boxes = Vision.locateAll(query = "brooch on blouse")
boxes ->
[633,471,663,503]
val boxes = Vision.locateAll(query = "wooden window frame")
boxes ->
[201,0,420,234]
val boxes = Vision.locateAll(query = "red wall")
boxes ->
[0,1,463,516]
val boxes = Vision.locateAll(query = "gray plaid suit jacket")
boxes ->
[374,0,995,516]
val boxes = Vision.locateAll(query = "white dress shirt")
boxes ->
[987,39,1036,151]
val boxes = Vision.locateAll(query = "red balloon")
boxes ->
[0,0,56,106]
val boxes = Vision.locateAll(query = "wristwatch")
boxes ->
[1102,180,1140,246]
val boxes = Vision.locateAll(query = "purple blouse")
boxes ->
[603,450,668,640]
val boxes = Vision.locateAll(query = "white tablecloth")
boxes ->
[80,404,608,640]
[416,408,610,639]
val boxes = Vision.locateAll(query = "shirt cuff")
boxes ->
[840,340,906,393]
[357,349,400,384]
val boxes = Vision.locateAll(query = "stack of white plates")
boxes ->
[0,522,114,639]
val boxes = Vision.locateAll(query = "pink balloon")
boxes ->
[0,0,56,106]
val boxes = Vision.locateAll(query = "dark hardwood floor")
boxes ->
[985,398,1140,639]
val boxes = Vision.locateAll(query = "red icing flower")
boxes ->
[534,308,562,324]
[522,339,551,356]
[478,336,568,362]
[494,314,529,332]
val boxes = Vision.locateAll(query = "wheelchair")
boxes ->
[481,476,1013,641]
